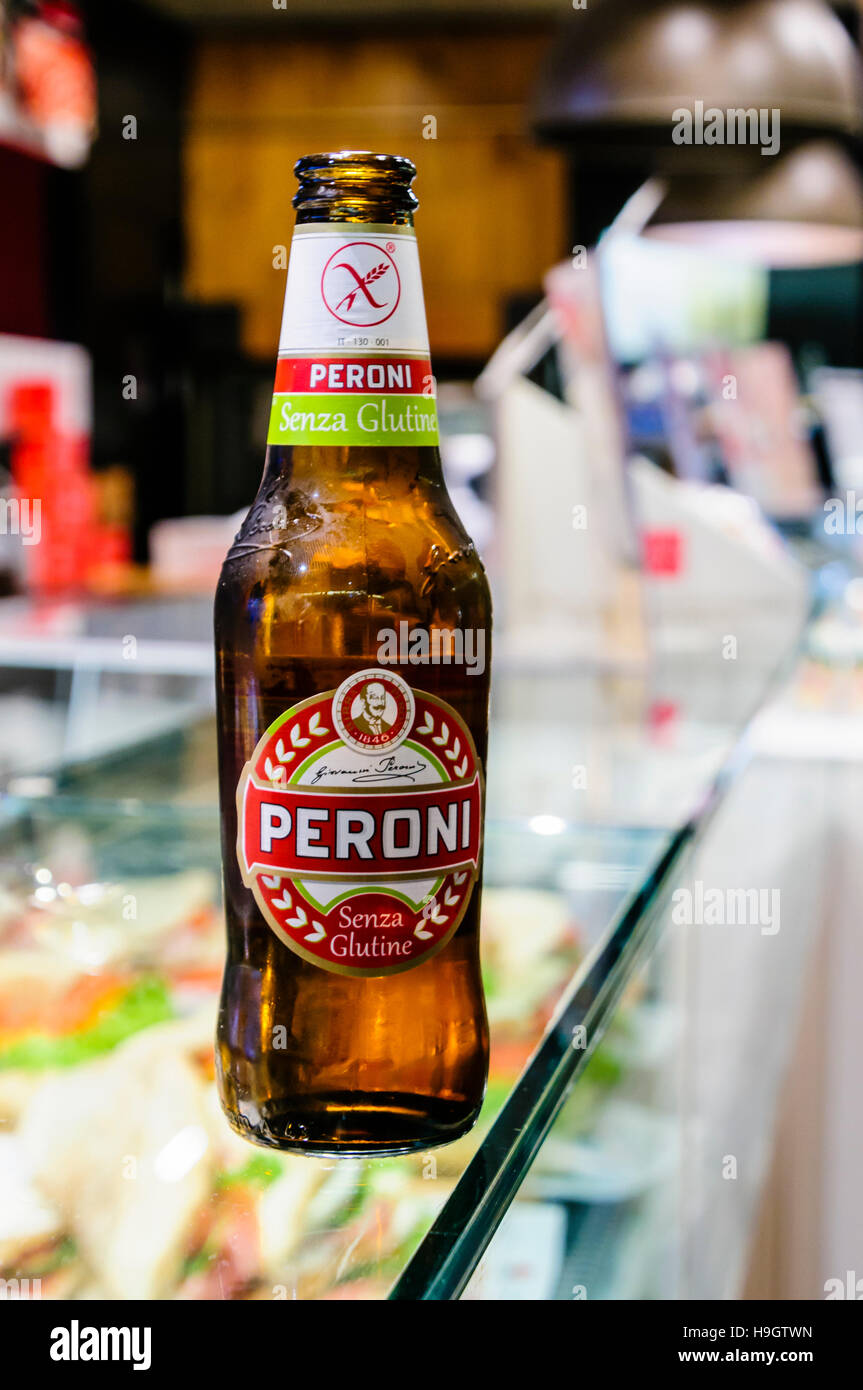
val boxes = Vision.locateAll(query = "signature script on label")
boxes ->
[309,755,429,786]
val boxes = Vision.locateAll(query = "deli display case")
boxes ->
[0,558,835,1300]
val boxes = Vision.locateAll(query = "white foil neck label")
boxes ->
[278,224,431,356]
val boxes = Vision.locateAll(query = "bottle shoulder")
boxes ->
[216,472,491,627]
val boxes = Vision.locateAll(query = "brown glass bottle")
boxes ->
[214,153,491,1156]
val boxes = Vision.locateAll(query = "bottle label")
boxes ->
[267,224,439,448]
[236,670,482,976]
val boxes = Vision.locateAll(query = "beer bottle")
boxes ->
[215,152,491,1155]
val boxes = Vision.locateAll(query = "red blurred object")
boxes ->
[648,700,678,744]
[39,2,86,34]
[643,528,684,576]
[9,380,96,595]
[8,382,54,437]
[12,0,97,165]
[91,524,132,569]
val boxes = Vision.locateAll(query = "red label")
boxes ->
[241,777,482,879]
[235,670,483,977]
[274,356,431,395]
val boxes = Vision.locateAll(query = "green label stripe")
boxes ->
[267,393,439,446]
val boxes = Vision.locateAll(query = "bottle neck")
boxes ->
[295,203,415,229]
[292,152,419,227]
[265,208,440,480]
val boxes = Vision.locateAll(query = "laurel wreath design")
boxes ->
[263,710,329,784]
[414,870,469,939]
[260,873,327,943]
[415,710,469,778]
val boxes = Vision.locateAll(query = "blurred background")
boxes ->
[1,0,863,1304]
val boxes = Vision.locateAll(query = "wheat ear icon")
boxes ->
[333,261,390,313]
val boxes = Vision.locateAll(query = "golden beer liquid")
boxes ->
[214,154,491,1155]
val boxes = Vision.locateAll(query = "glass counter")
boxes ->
[0,594,214,789]
[0,578,821,1301]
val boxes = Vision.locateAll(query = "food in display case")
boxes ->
[0,860,452,1299]
[0,823,608,1298]
[4,1009,453,1300]
[0,789,659,1299]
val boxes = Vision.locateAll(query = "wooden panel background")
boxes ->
[182,31,568,361]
